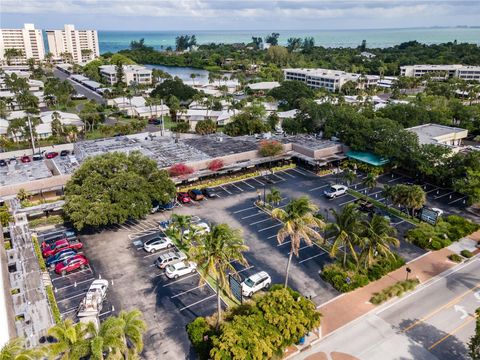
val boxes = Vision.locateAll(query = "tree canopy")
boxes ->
[269,81,315,109]
[150,78,198,101]
[64,152,176,230]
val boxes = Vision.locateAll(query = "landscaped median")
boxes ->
[177,163,296,192]
[370,279,420,305]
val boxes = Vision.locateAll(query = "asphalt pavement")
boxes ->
[297,257,480,360]
[53,69,105,104]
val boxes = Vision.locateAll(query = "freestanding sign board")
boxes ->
[229,274,243,303]
[420,207,439,225]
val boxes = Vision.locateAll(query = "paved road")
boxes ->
[297,257,480,360]
[53,69,105,104]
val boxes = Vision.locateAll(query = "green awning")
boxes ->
[346,150,389,166]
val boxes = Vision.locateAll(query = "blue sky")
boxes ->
[1,0,479,30]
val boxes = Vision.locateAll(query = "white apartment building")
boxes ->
[284,68,378,92]
[0,24,45,65]
[400,65,480,81]
[99,65,152,86]
[46,24,99,64]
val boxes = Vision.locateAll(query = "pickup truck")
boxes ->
[42,238,83,258]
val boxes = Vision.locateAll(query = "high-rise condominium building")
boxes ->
[0,24,45,65]
[46,24,99,63]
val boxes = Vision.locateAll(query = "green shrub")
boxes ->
[46,285,61,324]
[460,249,474,258]
[11,288,20,295]
[29,215,64,228]
[448,254,463,262]
[31,234,46,272]
[186,317,215,360]
[370,279,419,305]
[445,215,480,241]
[4,240,11,250]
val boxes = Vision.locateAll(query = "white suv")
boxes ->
[143,236,173,253]
[155,251,187,269]
[241,271,271,297]
[165,261,197,279]
[324,184,348,198]
[183,222,211,236]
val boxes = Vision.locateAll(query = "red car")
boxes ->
[42,238,83,257]
[45,152,59,159]
[177,192,191,204]
[55,254,89,275]
[20,155,31,163]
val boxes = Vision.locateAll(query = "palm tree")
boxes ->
[4,48,23,65]
[329,203,365,267]
[272,197,325,287]
[0,337,45,360]
[360,215,399,268]
[266,187,282,206]
[84,317,126,360]
[342,169,356,186]
[362,173,378,192]
[47,318,90,360]
[170,214,192,245]
[188,224,249,329]
[117,309,148,358]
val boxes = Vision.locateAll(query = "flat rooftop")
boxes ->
[284,68,361,80]
[183,135,258,157]
[0,161,53,186]
[407,123,468,144]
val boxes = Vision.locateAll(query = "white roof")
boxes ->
[40,111,83,126]
[113,96,146,108]
[134,105,169,114]
[406,123,468,145]
[277,109,298,119]
[7,110,26,120]
[0,91,15,98]
[247,81,280,90]
[99,64,151,75]
[0,118,8,135]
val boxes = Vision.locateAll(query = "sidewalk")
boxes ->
[317,247,456,337]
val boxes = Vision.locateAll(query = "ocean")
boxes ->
[98,28,480,54]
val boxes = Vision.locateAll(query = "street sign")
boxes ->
[229,274,243,303]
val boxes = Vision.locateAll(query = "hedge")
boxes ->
[370,279,420,305]
[406,215,479,250]
[46,285,61,324]
[321,253,405,293]
[460,249,474,258]
[29,215,64,228]
[31,234,46,272]
[448,254,463,263]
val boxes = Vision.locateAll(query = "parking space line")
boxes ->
[234,265,254,275]
[298,252,327,264]
[220,185,232,195]
[250,218,272,226]
[234,206,255,214]
[118,223,130,230]
[179,294,216,312]
[231,183,244,192]
[309,184,330,192]
[426,187,440,194]
[328,194,349,201]
[57,291,86,303]
[61,307,78,315]
[267,234,277,239]
[242,180,255,189]
[277,240,291,247]
[291,168,310,176]
[241,212,263,219]
[434,191,455,200]
[448,196,467,205]
[162,273,198,287]
[258,223,282,232]
[287,244,311,254]
[280,170,296,178]
[273,172,286,181]
[339,198,357,206]
[171,284,206,298]
[392,220,405,226]
[51,267,93,281]
[54,277,94,291]
[388,175,405,183]
[252,177,265,185]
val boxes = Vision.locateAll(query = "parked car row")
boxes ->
[40,229,90,276]
[0,150,71,167]
[176,188,218,204]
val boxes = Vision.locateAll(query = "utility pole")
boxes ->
[27,114,36,154]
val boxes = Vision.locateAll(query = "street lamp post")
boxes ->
[405,267,412,281]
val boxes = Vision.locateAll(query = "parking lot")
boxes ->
[36,227,115,321]
[73,166,474,359]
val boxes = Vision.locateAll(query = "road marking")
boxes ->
[400,282,480,333]
[51,267,92,281]
[252,177,265,185]
[291,168,310,176]
[267,234,277,239]
[434,191,455,200]
[309,184,330,192]
[171,284,206,298]
[448,196,467,205]
[339,198,357,206]
[328,194,349,201]
[54,277,94,291]
[241,212,263,219]
[299,252,327,264]
[273,172,286,181]
[242,180,255,189]
[392,220,405,226]
[428,316,476,350]
[258,223,282,232]
[57,291,86,303]
[234,265,254,275]
[426,187,440,194]
[220,185,232,195]
[231,183,244,192]
[162,273,198,287]
[388,175,404,183]
[277,240,291,247]
[179,294,217,311]
[234,206,255,214]
[61,307,78,315]
[250,218,272,226]
[454,304,469,319]
[287,244,311,254]
[280,170,296,178]
[99,310,113,317]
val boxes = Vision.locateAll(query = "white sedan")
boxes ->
[143,236,173,253]
[324,184,348,198]
[165,261,197,279]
